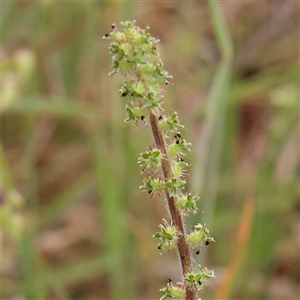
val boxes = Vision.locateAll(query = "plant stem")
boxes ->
[149,112,196,300]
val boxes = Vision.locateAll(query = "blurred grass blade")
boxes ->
[37,254,108,290]
[39,172,95,229]
[3,96,96,119]
[192,0,234,228]
[231,63,299,104]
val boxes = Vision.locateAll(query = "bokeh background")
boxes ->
[2,1,299,300]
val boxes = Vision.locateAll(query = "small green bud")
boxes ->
[138,149,162,171]
[167,139,191,159]
[160,281,186,300]
[144,93,163,109]
[153,219,180,254]
[176,193,199,215]
[171,160,189,179]
[187,223,215,250]
[118,60,134,74]
[124,104,147,123]
[114,30,126,42]
[159,112,185,132]
[184,265,215,291]
[132,81,146,98]
[120,80,135,96]
[184,271,204,291]
[165,177,186,196]
[139,174,165,194]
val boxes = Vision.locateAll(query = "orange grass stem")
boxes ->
[215,194,255,299]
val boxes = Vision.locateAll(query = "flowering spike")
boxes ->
[105,21,215,299]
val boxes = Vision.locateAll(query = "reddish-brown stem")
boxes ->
[149,112,196,300]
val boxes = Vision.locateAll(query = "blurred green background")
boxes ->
[2,1,299,300]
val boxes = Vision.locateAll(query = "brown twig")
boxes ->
[149,112,196,300]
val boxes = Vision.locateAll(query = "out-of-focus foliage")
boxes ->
[1,2,299,300]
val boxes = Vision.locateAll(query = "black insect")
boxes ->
[121,92,127,97]
[148,190,152,194]
[141,116,145,121]
[205,240,210,246]
[111,24,116,29]
[198,281,202,286]
[159,115,163,120]
[168,278,172,283]
[104,33,109,37]
[196,250,200,255]
[174,133,181,138]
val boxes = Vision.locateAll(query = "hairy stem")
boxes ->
[149,112,196,300]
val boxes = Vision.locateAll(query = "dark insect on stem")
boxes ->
[111,24,116,29]
[148,190,152,194]
[141,116,145,121]
[104,33,109,37]
[174,133,181,138]
[168,278,172,283]
[158,115,163,120]
[121,92,127,97]
[198,281,202,285]
[205,240,210,246]
[196,250,200,255]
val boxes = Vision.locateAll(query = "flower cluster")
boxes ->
[187,223,215,252]
[176,192,199,216]
[159,263,215,300]
[184,265,215,291]
[104,20,172,120]
[160,281,186,300]
[153,219,180,254]
[104,20,215,299]
[138,149,163,172]
[139,174,165,196]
